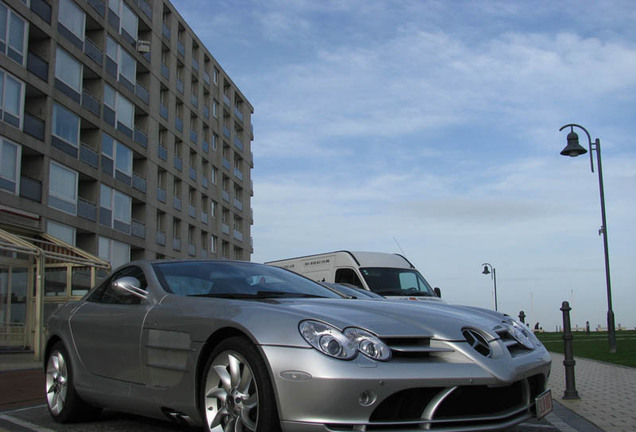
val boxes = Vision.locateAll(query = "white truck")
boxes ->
[266,251,442,301]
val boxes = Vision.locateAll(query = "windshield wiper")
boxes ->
[189,291,327,299]
[256,290,327,299]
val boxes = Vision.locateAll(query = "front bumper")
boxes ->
[262,345,550,431]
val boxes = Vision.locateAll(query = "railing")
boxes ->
[160,103,169,119]
[158,145,168,161]
[156,230,166,246]
[80,143,99,168]
[134,127,148,148]
[78,197,97,221]
[133,172,147,193]
[19,176,42,202]
[82,89,101,116]
[84,38,103,66]
[132,219,146,238]
[30,0,51,23]
[27,52,48,81]
[162,23,171,40]
[23,113,45,141]
[234,136,244,151]
[137,0,152,19]
[161,63,170,79]
[135,83,149,104]
[87,0,105,16]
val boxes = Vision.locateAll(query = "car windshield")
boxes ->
[360,267,435,296]
[152,261,342,299]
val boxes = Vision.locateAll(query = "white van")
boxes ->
[266,251,442,301]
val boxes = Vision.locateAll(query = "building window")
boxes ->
[55,47,82,94]
[52,103,80,147]
[0,2,27,65]
[210,234,217,253]
[100,184,131,227]
[0,68,24,128]
[106,36,136,87]
[109,0,138,42]
[49,161,78,214]
[47,220,76,245]
[99,236,130,269]
[102,133,133,183]
[104,84,134,132]
[0,136,20,194]
[58,0,85,42]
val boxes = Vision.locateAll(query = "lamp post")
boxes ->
[559,123,616,353]
[482,263,497,311]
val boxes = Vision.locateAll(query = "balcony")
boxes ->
[138,0,152,19]
[177,41,185,57]
[30,0,51,23]
[174,156,182,171]
[234,168,243,182]
[201,212,208,224]
[84,38,103,66]
[223,125,230,138]
[160,103,168,119]
[134,127,148,148]
[192,58,199,71]
[233,136,244,152]
[173,196,182,211]
[78,198,97,222]
[87,0,105,16]
[188,243,196,256]
[189,167,196,181]
[223,94,231,107]
[27,52,48,82]
[156,230,166,246]
[222,158,230,170]
[222,190,230,202]
[175,117,183,132]
[158,145,168,161]
[233,230,243,242]
[190,130,197,144]
[173,237,181,251]
[157,187,167,203]
[162,23,171,40]
[188,205,196,218]
[23,113,45,141]
[82,89,101,116]
[222,224,230,235]
[19,176,42,202]
[234,107,244,122]
[132,219,146,238]
[234,198,243,212]
[202,140,209,153]
[176,78,184,94]
[135,83,150,104]
[161,63,170,79]
[79,143,99,169]
[133,172,147,193]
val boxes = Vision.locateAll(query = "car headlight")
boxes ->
[299,320,391,361]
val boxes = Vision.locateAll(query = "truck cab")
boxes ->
[266,251,442,302]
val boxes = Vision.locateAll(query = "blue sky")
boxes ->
[172,0,636,331]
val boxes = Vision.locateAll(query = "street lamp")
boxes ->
[559,123,616,353]
[481,263,497,311]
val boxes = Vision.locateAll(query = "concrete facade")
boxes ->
[0,0,254,352]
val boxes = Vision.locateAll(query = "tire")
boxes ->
[201,337,280,432]
[45,342,101,423]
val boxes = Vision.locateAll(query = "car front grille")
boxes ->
[380,335,455,359]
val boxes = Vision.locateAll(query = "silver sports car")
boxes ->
[44,259,552,432]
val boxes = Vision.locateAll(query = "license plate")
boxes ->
[535,389,553,419]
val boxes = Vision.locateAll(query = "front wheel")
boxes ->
[201,337,280,432]
[45,342,101,423]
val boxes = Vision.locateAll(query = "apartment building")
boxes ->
[0,0,254,354]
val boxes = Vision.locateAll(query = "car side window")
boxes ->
[335,268,364,289]
[87,266,148,305]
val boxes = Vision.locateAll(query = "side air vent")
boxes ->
[462,329,492,357]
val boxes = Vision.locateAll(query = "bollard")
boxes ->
[518,310,526,324]
[560,301,580,399]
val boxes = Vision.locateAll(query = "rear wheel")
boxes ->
[45,342,101,423]
[201,337,280,432]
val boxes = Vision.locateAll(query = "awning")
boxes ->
[0,227,111,270]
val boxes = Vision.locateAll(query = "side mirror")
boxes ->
[434,287,442,298]
[112,277,147,300]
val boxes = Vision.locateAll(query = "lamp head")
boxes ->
[560,130,588,157]
[482,265,490,275]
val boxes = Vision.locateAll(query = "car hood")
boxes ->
[256,298,507,343]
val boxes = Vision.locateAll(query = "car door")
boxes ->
[69,265,150,384]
